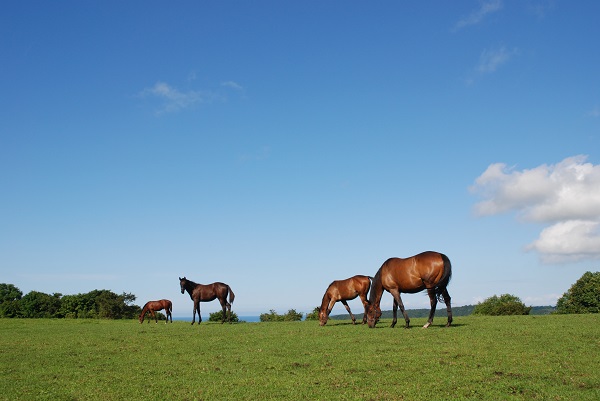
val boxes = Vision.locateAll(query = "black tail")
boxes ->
[228,287,235,304]
[435,254,452,302]
[365,276,374,300]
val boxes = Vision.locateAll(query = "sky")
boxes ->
[1,1,599,317]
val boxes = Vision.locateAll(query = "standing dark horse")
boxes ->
[319,275,372,326]
[139,299,173,324]
[366,251,452,329]
[179,277,235,324]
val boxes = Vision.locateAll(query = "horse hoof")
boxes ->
[422,323,431,329]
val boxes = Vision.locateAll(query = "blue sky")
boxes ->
[2,1,599,317]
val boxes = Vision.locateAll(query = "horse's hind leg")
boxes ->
[220,298,231,323]
[423,289,438,329]
[341,300,356,324]
[442,288,452,327]
[359,295,369,324]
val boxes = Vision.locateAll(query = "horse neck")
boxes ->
[319,293,330,313]
[368,270,384,306]
[183,280,197,296]
[139,304,149,320]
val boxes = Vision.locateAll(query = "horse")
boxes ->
[139,299,173,324]
[179,277,235,324]
[318,275,372,326]
[366,251,452,329]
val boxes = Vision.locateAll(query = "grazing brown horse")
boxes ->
[366,251,452,329]
[139,299,173,324]
[319,275,372,326]
[179,277,235,324]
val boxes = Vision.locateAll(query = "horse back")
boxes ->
[382,251,447,293]
[328,275,371,299]
[192,282,230,302]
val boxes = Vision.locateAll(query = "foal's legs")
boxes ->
[423,289,438,329]
[389,289,410,328]
[341,300,356,324]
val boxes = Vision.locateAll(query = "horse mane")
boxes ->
[186,278,199,287]
[368,268,383,304]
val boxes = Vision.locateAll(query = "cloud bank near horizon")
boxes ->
[470,155,600,264]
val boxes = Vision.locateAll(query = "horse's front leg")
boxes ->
[191,301,199,325]
[341,300,355,324]
[389,289,409,328]
[391,298,398,328]
[151,310,158,324]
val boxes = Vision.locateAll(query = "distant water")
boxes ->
[173,316,261,323]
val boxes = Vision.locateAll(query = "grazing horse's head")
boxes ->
[318,309,328,326]
[366,303,382,328]
[179,277,187,294]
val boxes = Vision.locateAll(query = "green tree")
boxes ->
[304,307,320,321]
[260,309,283,322]
[473,294,531,316]
[555,271,600,314]
[208,310,239,322]
[283,309,303,321]
[0,284,23,318]
[19,291,62,318]
[0,283,22,303]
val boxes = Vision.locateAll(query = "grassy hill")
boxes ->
[0,314,597,400]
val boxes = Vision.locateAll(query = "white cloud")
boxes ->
[140,81,217,114]
[455,0,503,30]
[140,80,244,114]
[527,220,600,263]
[477,46,516,74]
[222,81,244,91]
[471,155,600,263]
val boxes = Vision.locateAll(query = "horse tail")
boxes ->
[435,253,452,302]
[365,276,374,300]
[228,286,235,304]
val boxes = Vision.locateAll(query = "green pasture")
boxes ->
[1,314,598,400]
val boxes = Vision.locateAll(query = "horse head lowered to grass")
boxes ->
[318,275,372,326]
[366,251,452,329]
[139,299,173,324]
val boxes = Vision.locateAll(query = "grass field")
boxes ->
[1,314,598,400]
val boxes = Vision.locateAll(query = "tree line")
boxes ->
[1,271,597,320]
[0,284,140,319]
